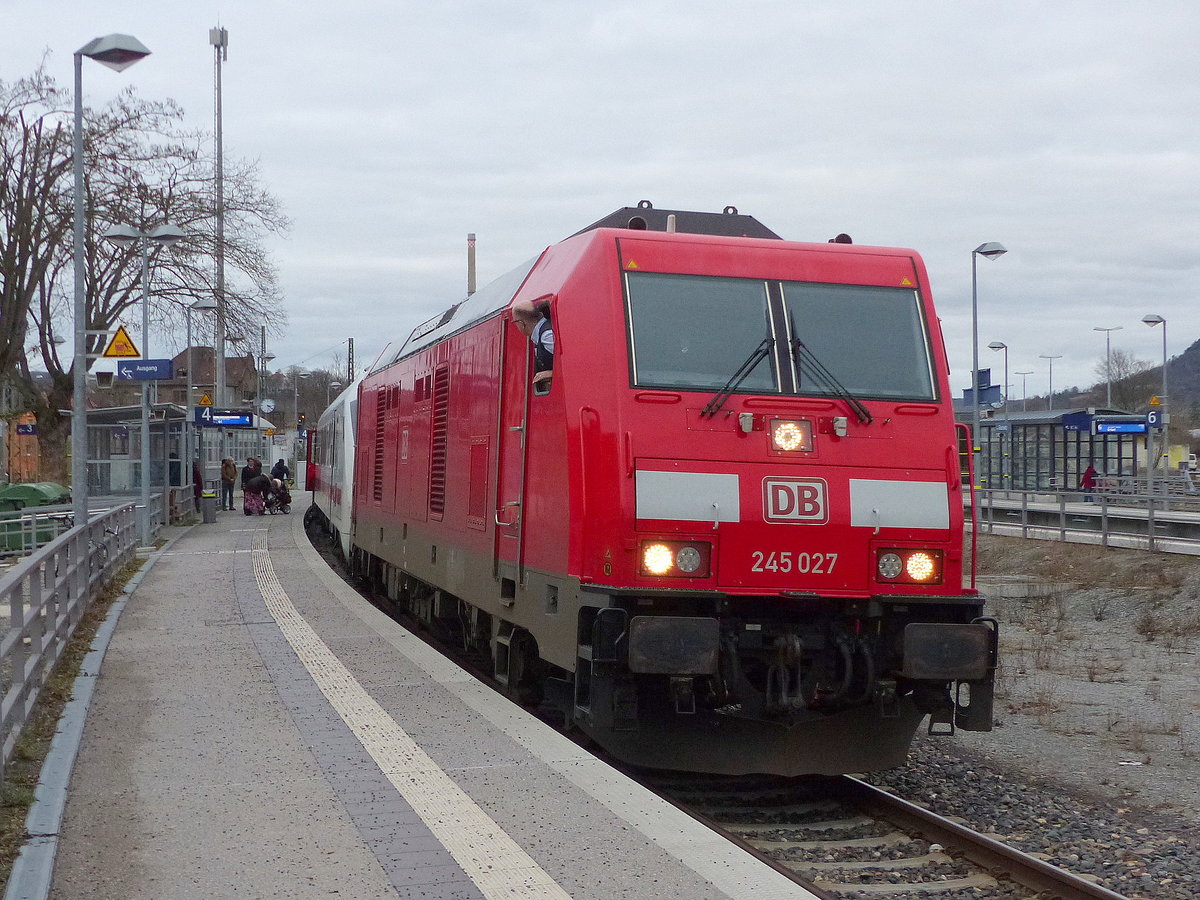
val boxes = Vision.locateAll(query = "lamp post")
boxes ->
[71,33,150,527]
[258,351,276,460]
[1143,314,1167,494]
[970,242,1007,485]
[328,380,343,406]
[186,298,219,472]
[1093,326,1122,408]
[103,223,185,546]
[987,341,1009,487]
[1039,354,1063,412]
[987,342,1009,417]
[1015,370,1034,412]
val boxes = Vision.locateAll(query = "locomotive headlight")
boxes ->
[642,543,675,575]
[876,548,943,585]
[675,546,703,574]
[905,552,936,582]
[878,552,904,580]
[639,540,712,577]
[770,418,812,452]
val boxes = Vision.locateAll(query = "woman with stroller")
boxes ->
[241,457,268,516]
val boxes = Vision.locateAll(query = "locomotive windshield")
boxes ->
[625,272,936,401]
[625,274,776,391]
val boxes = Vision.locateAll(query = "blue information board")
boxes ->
[194,407,254,428]
[117,359,174,380]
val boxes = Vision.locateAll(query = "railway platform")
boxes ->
[14,509,817,900]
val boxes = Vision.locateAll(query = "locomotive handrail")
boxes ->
[957,423,978,591]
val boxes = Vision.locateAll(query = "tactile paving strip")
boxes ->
[250,531,573,900]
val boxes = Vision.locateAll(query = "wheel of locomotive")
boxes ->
[505,629,544,707]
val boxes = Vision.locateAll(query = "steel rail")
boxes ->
[837,776,1131,900]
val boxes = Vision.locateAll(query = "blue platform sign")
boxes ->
[117,359,173,380]
[1146,409,1163,429]
[194,407,254,428]
[15,423,37,435]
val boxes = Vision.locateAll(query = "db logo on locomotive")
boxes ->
[762,477,828,524]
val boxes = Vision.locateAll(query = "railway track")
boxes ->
[643,773,1133,900]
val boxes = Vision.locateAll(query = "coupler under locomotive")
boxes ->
[566,596,997,776]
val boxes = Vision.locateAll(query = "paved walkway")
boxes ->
[42,510,815,900]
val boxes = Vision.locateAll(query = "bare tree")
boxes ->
[1095,349,1156,413]
[1,65,290,479]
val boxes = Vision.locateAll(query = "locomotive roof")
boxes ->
[381,256,539,370]
[571,202,782,240]
[377,204,782,373]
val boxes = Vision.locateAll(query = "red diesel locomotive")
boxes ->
[344,203,996,775]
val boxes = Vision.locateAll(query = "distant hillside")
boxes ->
[1163,338,1200,416]
[1028,337,1200,424]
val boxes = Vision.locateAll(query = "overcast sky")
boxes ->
[4,2,1198,405]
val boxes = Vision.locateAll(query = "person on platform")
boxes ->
[220,458,237,511]
[1080,464,1098,502]
[271,459,290,483]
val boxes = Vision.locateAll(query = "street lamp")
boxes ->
[987,341,1009,486]
[328,380,343,405]
[186,298,219,471]
[103,222,185,545]
[987,342,1009,416]
[1093,326,1123,408]
[1014,370,1034,412]
[1143,314,1167,493]
[1039,355,1063,412]
[72,33,150,527]
[970,242,1007,483]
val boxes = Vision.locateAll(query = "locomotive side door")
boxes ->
[494,321,530,585]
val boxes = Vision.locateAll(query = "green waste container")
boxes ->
[0,482,70,511]
[0,482,71,552]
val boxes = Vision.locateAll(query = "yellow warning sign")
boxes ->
[900,277,913,286]
[199,393,213,406]
[1150,396,1161,406]
[265,428,276,436]
[102,325,140,359]
[625,259,640,269]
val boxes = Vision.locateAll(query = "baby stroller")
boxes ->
[264,478,292,515]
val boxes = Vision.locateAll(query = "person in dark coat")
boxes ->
[241,457,261,488]
[271,459,290,482]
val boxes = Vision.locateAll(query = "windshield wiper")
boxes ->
[700,337,774,418]
[790,338,873,424]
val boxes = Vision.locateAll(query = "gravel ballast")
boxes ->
[865,534,1200,900]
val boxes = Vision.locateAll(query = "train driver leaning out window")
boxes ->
[511,299,554,392]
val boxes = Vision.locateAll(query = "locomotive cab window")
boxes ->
[511,299,555,395]
[625,271,936,402]
[782,282,936,401]
[625,273,775,391]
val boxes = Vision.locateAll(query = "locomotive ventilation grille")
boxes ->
[428,366,451,518]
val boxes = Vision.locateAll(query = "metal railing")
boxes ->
[0,503,139,779]
[0,493,176,564]
[972,487,1200,553]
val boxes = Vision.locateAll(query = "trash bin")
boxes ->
[200,491,218,524]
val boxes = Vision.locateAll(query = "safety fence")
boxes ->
[0,503,139,780]
[972,488,1200,554]
[0,492,187,564]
